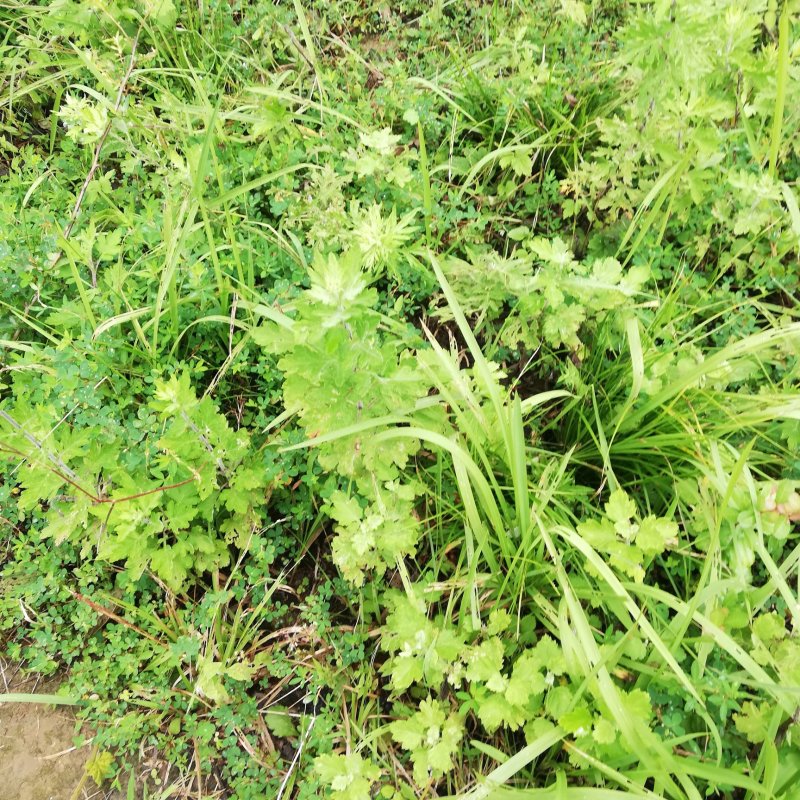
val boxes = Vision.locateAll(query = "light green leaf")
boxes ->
[605,489,636,525]
[734,701,770,744]
[226,663,255,682]
[635,515,677,555]
[315,753,380,800]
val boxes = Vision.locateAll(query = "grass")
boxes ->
[0,1,799,799]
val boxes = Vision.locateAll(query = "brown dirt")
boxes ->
[0,670,98,800]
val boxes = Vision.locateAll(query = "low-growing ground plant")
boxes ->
[1,1,799,798]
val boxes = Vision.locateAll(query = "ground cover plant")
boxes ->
[1,0,799,798]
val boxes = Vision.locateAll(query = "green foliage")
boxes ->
[577,489,678,582]
[1,0,799,798]
[254,249,428,486]
[734,701,771,744]
[438,236,649,357]
[326,483,421,586]
[379,591,466,692]
[681,466,800,589]
[314,753,381,800]
[390,698,464,784]
[0,370,269,590]
[86,750,116,785]
[564,0,800,288]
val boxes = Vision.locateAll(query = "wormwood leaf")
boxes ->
[151,371,198,416]
[327,483,421,585]
[59,94,109,145]
[86,750,115,785]
[348,204,418,272]
[541,304,586,351]
[314,753,380,800]
[465,638,506,689]
[734,701,770,744]
[149,545,194,592]
[358,128,401,156]
[304,249,375,329]
[222,467,264,515]
[529,236,574,267]
[266,250,428,487]
[470,235,652,354]
[635,515,678,555]
[380,592,466,691]
[391,699,464,784]
[42,501,89,544]
[559,0,587,26]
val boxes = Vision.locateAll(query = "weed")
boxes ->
[1,1,799,798]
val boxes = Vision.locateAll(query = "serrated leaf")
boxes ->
[577,518,616,549]
[86,750,115,785]
[635,515,677,555]
[605,489,636,525]
[734,701,770,744]
[314,753,380,800]
[389,655,424,692]
[477,693,529,733]
[390,699,463,784]
[545,686,574,720]
[593,718,617,745]
[465,638,505,686]
[195,659,229,704]
[143,0,177,27]
[499,150,532,177]
[620,688,652,723]
[486,608,512,636]
[559,706,593,736]
[41,501,89,544]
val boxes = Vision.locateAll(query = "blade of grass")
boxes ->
[555,525,703,706]
[629,583,794,714]
[538,522,694,800]
[0,692,81,705]
[459,726,565,800]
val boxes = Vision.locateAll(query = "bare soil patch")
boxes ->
[0,669,101,800]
